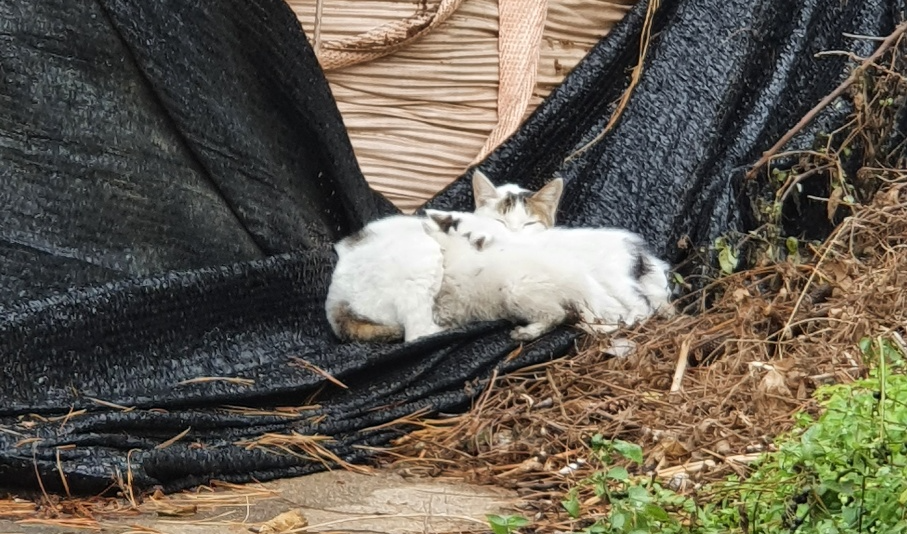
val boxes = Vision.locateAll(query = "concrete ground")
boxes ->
[0,470,516,534]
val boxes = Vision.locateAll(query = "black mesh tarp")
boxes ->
[0,0,903,494]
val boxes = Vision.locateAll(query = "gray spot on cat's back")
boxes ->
[429,213,460,233]
[632,250,651,280]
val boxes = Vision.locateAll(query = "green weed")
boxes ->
[553,334,907,534]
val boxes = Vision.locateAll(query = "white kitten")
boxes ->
[324,172,564,343]
[423,210,672,340]
[422,211,627,340]
[326,215,444,342]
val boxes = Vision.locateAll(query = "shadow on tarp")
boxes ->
[0,0,903,493]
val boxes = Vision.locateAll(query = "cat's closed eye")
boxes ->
[522,221,544,228]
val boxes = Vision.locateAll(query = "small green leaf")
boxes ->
[612,440,644,464]
[508,516,530,528]
[562,496,581,518]
[610,510,628,530]
[486,514,529,534]
[718,246,738,275]
[487,514,508,534]
[628,485,653,504]
[860,337,872,355]
[607,466,630,481]
[643,503,672,522]
[590,433,606,450]
[785,236,799,255]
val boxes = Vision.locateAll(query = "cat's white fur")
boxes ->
[325,171,564,343]
[423,210,672,340]
[327,215,445,342]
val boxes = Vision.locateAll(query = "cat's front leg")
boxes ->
[505,296,567,341]
[511,322,556,341]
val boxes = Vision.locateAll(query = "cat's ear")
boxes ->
[472,170,499,207]
[422,210,442,233]
[528,177,564,226]
[425,210,458,233]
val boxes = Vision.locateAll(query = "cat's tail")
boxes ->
[328,301,404,342]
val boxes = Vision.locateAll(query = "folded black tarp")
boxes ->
[0,0,903,494]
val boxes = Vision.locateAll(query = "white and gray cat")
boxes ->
[422,209,672,341]
[325,171,564,343]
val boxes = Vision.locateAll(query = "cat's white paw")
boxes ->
[656,302,677,318]
[604,337,637,358]
[510,323,549,341]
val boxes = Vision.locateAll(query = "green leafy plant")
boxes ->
[563,437,696,533]
[692,334,907,533]
[487,514,531,534]
[561,335,907,534]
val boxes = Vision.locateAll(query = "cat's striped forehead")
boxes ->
[473,177,562,230]
[498,191,532,213]
[491,190,555,228]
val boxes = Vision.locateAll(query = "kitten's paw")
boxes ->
[656,302,677,318]
[604,337,637,358]
[510,323,550,341]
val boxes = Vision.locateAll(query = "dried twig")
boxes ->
[290,358,348,389]
[177,377,254,387]
[155,427,192,450]
[669,337,692,394]
[746,22,907,180]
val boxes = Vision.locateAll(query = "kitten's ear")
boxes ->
[425,210,458,233]
[422,210,442,233]
[472,170,499,207]
[529,177,564,225]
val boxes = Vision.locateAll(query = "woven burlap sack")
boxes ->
[287,0,635,212]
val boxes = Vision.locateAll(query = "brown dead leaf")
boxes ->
[759,370,791,396]
[152,504,198,517]
[254,509,308,534]
[827,186,844,220]
[662,439,690,460]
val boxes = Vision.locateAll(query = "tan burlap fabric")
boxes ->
[287,0,635,211]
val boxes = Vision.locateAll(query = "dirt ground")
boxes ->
[0,469,515,533]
